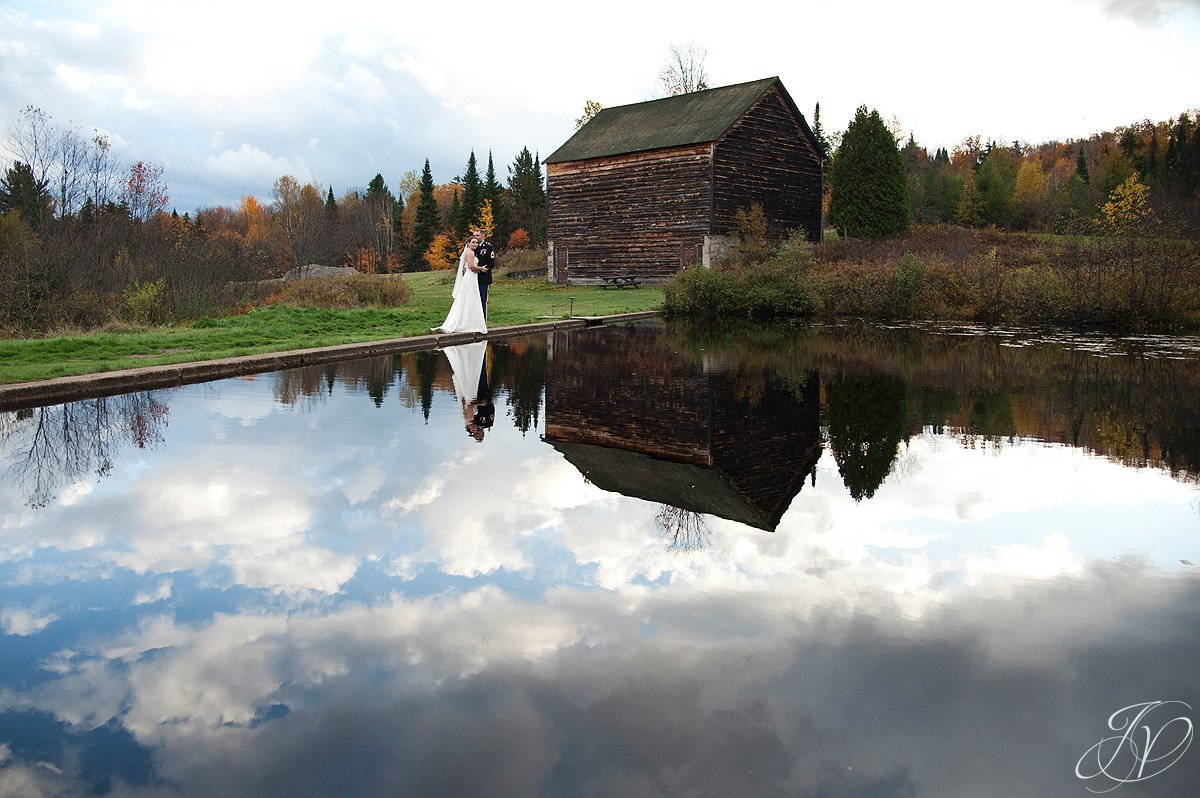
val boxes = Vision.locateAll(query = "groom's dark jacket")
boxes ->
[476,240,496,286]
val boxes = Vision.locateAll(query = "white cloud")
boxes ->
[204,143,311,186]
[0,604,58,635]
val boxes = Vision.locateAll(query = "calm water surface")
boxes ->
[1,320,1198,797]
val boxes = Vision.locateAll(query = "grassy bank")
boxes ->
[0,272,664,385]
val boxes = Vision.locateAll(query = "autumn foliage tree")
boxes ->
[1098,174,1155,236]
[507,228,530,250]
[122,160,169,221]
[424,232,458,270]
[271,175,325,273]
[474,199,495,240]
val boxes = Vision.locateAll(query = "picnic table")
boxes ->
[601,274,641,289]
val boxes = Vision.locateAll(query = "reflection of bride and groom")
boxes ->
[442,341,494,442]
[433,229,494,335]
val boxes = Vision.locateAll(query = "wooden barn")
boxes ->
[544,76,823,285]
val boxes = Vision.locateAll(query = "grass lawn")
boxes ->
[0,272,664,385]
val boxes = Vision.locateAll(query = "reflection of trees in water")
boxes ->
[656,504,712,552]
[267,340,548,431]
[0,393,170,508]
[825,374,908,501]
[494,343,545,435]
[669,318,1200,481]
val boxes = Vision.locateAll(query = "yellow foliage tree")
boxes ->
[1011,160,1049,228]
[424,232,458,270]
[575,100,603,129]
[474,199,495,240]
[1098,174,1154,237]
[237,195,268,241]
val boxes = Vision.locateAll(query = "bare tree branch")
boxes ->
[659,43,710,97]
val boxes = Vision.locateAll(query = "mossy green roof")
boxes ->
[545,77,790,164]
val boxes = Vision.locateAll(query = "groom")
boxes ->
[472,228,496,318]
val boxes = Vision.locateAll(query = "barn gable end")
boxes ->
[713,85,823,242]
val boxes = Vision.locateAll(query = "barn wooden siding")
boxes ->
[545,143,712,282]
[712,86,823,242]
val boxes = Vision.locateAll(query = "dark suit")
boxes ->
[475,239,496,312]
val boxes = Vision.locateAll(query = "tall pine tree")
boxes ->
[1075,147,1090,183]
[406,160,440,272]
[448,189,462,238]
[812,102,832,191]
[482,151,506,243]
[457,151,482,239]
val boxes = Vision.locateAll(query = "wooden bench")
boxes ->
[601,275,641,289]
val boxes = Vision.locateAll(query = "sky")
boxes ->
[1,0,1198,214]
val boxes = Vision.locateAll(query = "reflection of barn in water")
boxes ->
[545,323,822,531]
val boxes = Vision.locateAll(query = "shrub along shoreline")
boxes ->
[664,225,1200,332]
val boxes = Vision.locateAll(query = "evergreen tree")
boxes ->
[0,161,51,227]
[457,151,482,239]
[825,374,907,501]
[1147,127,1159,179]
[1188,116,1200,195]
[812,102,831,161]
[1172,113,1200,197]
[325,186,338,219]
[406,159,440,272]
[1075,147,1090,183]
[533,153,546,244]
[507,147,546,245]
[392,190,405,244]
[482,151,506,243]
[448,189,462,237]
[827,106,910,238]
[812,102,832,190]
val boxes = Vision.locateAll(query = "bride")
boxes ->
[433,237,487,334]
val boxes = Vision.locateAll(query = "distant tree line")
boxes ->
[0,105,548,332]
[826,103,1200,240]
[898,111,1200,237]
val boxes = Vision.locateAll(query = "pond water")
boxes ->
[1,319,1198,797]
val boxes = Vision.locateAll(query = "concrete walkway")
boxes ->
[0,311,663,411]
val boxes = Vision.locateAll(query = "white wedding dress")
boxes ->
[434,247,487,334]
[443,341,487,406]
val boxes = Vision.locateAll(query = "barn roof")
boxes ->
[545,76,806,164]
